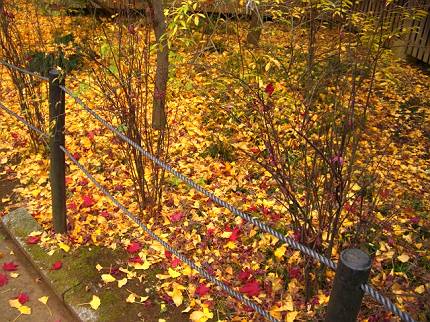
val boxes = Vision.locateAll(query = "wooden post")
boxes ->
[325,249,371,322]
[49,69,67,233]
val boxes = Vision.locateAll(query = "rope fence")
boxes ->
[0,61,418,322]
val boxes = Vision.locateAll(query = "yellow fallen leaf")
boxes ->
[38,296,49,304]
[221,231,232,238]
[132,261,151,270]
[397,254,410,263]
[140,296,149,302]
[414,285,425,294]
[9,299,22,309]
[101,274,116,283]
[126,293,136,303]
[274,246,286,259]
[118,278,128,288]
[59,242,70,252]
[190,307,213,322]
[18,305,31,315]
[95,264,103,271]
[168,268,181,278]
[286,311,298,322]
[10,272,19,278]
[171,286,183,307]
[89,295,101,310]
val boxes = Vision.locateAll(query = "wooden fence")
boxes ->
[355,0,430,64]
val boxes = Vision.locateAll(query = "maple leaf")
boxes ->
[126,241,141,254]
[17,292,29,304]
[82,195,95,208]
[195,284,210,297]
[0,273,8,286]
[170,211,183,222]
[3,261,18,271]
[26,235,41,244]
[51,261,62,270]
[265,83,275,96]
[239,280,261,297]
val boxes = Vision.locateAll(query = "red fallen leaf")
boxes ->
[170,211,183,222]
[250,147,259,154]
[67,201,77,210]
[87,131,95,141]
[265,83,274,96]
[17,292,29,304]
[229,227,240,241]
[240,280,261,297]
[0,273,8,286]
[65,177,73,185]
[171,258,181,268]
[2,261,18,271]
[207,228,215,236]
[288,266,301,279]
[26,235,41,244]
[78,178,89,186]
[128,256,143,264]
[72,152,81,160]
[82,195,95,208]
[238,269,252,282]
[51,261,62,270]
[195,284,210,297]
[126,242,141,254]
[164,250,172,259]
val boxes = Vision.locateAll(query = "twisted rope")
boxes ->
[0,60,49,81]
[60,145,279,322]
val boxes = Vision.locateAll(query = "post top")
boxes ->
[341,248,371,271]
[48,68,60,77]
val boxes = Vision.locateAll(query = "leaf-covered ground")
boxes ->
[1,2,429,321]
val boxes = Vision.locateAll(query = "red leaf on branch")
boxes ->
[239,280,261,297]
[0,273,8,287]
[51,261,62,270]
[17,292,29,304]
[2,261,18,271]
[195,284,210,297]
[126,242,141,254]
[26,235,41,245]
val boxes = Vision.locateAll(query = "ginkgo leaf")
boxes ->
[89,295,101,310]
[117,278,127,288]
[126,293,136,303]
[59,242,70,252]
[101,274,116,283]
[38,296,49,304]
[168,268,181,278]
[397,254,410,263]
[9,298,22,309]
[18,305,31,315]
[274,246,286,259]
[132,261,151,270]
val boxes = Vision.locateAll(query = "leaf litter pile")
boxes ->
[0,2,429,321]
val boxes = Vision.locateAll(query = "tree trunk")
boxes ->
[148,0,168,130]
[246,9,262,46]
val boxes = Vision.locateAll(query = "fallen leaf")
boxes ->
[51,261,62,270]
[195,284,210,297]
[101,274,116,283]
[397,254,410,263]
[0,273,8,286]
[126,293,136,303]
[38,296,49,304]
[26,235,41,244]
[10,272,19,278]
[89,295,101,310]
[95,264,103,271]
[9,298,22,309]
[59,242,70,252]
[17,292,29,304]
[240,280,261,297]
[274,246,286,259]
[118,278,127,288]
[126,242,141,254]
[18,305,31,315]
[168,268,181,278]
[3,261,18,271]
